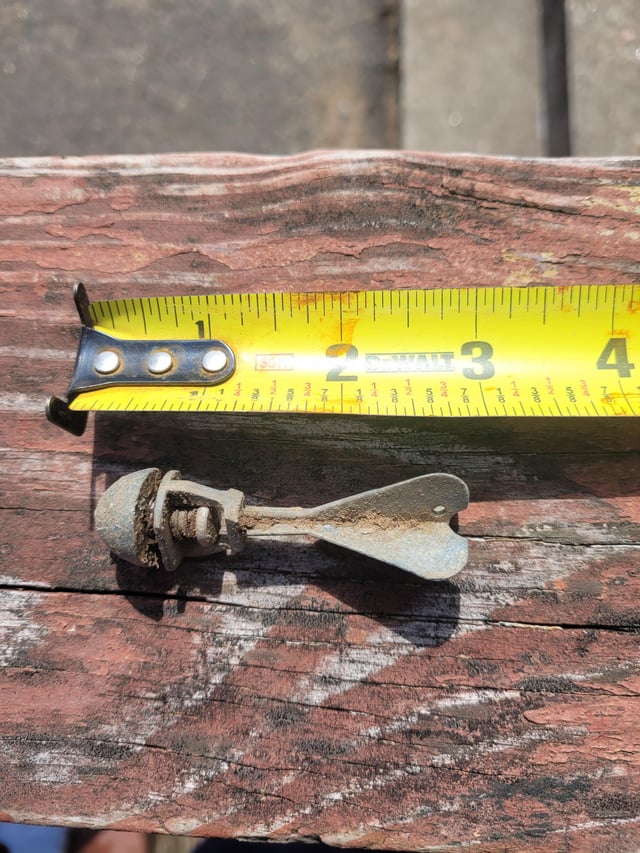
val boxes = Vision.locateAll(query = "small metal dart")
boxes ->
[95,469,469,581]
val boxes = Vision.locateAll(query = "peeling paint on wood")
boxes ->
[0,151,639,851]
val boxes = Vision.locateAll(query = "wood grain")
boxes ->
[1,151,639,852]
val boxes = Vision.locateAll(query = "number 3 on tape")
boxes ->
[47,282,639,434]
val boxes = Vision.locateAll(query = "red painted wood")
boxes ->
[0,151,639,851]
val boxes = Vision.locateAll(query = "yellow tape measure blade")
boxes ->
[68,285,640,417]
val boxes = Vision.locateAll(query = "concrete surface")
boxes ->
[0,0,638,159]
[567,0,640,155]
[401,0,544,155]
[0,0,396,156]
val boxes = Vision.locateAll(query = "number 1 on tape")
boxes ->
[52,283,640,427]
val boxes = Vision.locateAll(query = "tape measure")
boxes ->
[48,283,639,433]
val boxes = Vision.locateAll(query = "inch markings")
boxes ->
[73,285,639,417]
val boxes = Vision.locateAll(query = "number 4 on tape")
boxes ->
[47,282,639,434]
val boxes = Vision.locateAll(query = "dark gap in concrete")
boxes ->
[381,0,401,148]
[541,0,572,156]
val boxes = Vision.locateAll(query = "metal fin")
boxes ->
[303,474,468,580]
[244,474,469,580]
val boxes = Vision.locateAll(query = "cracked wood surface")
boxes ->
[1,151,639,852]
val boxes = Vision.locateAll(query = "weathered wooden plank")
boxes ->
[2,589,640,847]
[1,151,639,851]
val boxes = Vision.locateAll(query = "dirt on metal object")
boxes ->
[94,468,164,569]
[95,469,470,580]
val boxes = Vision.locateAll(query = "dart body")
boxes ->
[95,469,469,581]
